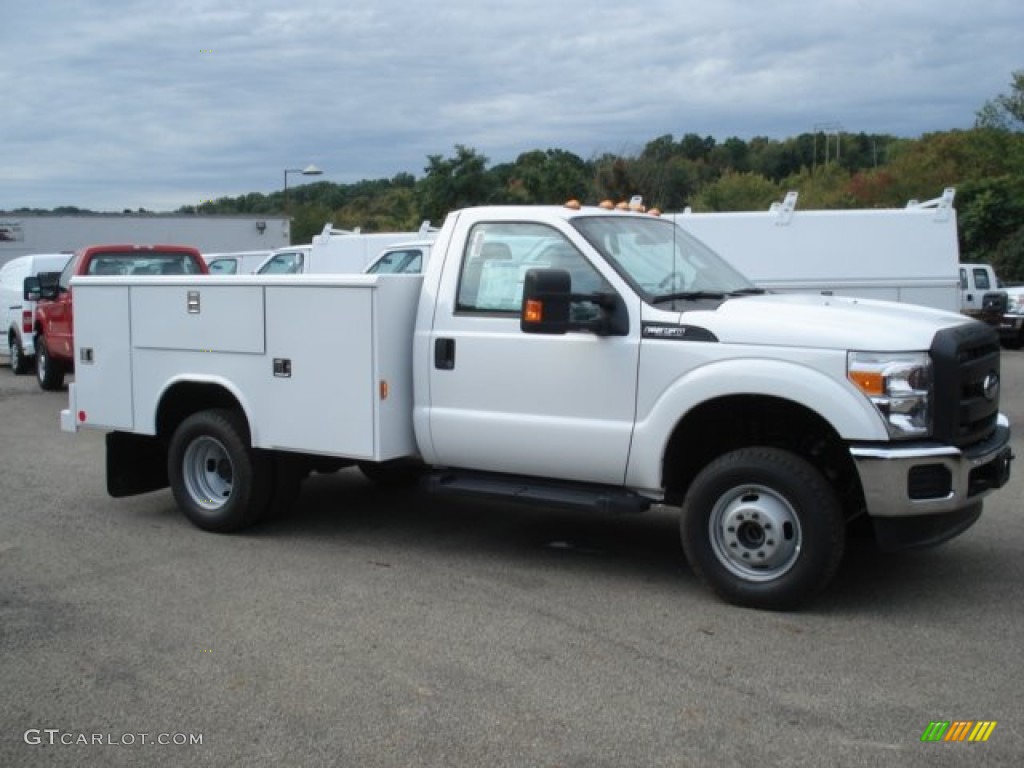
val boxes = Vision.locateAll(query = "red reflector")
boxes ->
[78,411,86,423]
[22,310,32,333]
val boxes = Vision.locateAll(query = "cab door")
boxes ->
[425,218,641,485]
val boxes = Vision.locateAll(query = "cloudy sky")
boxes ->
[2,0,1021,212]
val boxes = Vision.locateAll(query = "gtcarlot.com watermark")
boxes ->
[24,729,203,747]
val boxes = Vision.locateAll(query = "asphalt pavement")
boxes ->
[2,353,1022,767]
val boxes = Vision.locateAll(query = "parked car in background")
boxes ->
[1,252,71,374]
[204,250,272,275]
[24,244,208,390]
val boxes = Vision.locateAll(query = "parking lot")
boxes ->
[1,354,1022,767]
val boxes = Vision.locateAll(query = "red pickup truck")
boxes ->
[24,244,208,390]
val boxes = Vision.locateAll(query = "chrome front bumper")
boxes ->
[850,414,1012,519]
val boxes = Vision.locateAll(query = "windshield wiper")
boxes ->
[727,287,766,295]
[652,290,726,303]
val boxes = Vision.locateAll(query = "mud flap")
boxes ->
[107,431,169,497]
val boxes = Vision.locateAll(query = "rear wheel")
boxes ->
[168,409,271,532]
[9,335,31,375]
[35,336,64,390]
[680,447,846,611]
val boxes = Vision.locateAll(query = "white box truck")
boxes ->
[59,204,1013,610]
[669,190,964,312]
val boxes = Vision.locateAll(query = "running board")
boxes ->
[426,469,651,515]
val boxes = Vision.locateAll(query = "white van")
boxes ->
[1,252,72,374]
[257,222,435,275]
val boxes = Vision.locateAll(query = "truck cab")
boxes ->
[959,262,1006,324]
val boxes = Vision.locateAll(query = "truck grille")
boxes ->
[930,323,1001,448]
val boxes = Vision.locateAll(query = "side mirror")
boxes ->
[24,273,60,302]
[521,268,571,334]
[24,276,41,302]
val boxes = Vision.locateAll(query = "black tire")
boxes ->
[167,409,271,532]
[35,336,64,390]
[358,458,425,488]
[9,335,31,375]
[680,447,846,611]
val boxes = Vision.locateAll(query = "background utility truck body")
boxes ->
[61,204,1013,609]
[669,188,1004,317]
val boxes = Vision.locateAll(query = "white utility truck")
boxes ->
[670,189,967,313]
[60,204,1013,610]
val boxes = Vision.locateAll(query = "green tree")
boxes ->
[506,149,590,203]
[592,154,640,204]
[975,70,1024,131]
[692,171,779,212]
[778,164,856,209]
[416,145,495,222]
[957,175,1024,269]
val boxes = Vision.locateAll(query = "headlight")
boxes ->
[848,351,932,439]
[1007,294,1024,313]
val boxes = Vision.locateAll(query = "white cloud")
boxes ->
[2,0,1021,210]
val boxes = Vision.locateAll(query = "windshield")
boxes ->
[571,216,758,302]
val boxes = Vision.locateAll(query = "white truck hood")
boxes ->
[671,293,973,350]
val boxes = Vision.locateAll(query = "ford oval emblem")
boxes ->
[983,371,1000,401]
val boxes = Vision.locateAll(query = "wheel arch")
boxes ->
[659,393,866,520]
[155,378,253,445]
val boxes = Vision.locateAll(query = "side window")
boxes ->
[368,249,423,274]
[260,252,304,274]
[456,222,609,314]
[959,268,967,290]
[208,258,238,274]
[973,268,990,291]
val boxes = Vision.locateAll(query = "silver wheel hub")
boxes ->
[182,436,234,510]
[709,484,802,582]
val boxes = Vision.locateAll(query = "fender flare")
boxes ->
[625,357,887,491]
[149,374,261,444]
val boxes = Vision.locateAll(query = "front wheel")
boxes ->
[680,447,846,611]
[35,336,64,390]
[168,409,271,532]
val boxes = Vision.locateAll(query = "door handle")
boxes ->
[434,338,455,370]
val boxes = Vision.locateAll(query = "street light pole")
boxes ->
[282,164,323,212]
